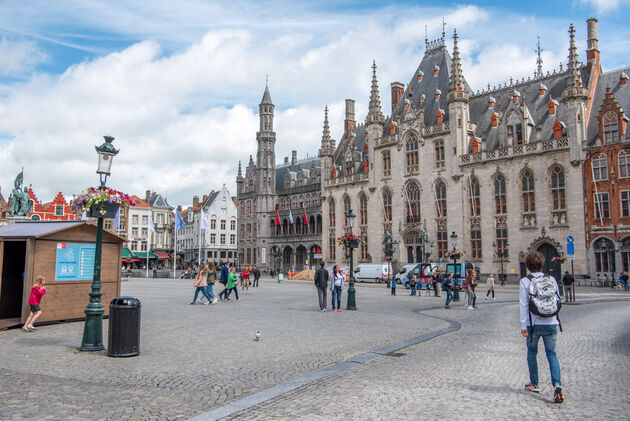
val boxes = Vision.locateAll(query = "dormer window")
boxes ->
[491,112,498,127]
[508,123,524,145]
[404,98,410,109]
[547,98,557,115]
[539,83,547,96]
[417,71,424,81]
[433,65,439,77]
[436,109,444,124]
[389,121,397,135]
[471,136,480,153]
[603,110,619,144]
[513,90,520,102]
[488,96,495,109]
[331,166,337,179]
[363,142,369,154]
[621,72,628,85]
[553,120,566,139]
[435,89,441,100]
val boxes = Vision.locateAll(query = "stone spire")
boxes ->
[366,60,384,125]
[536,36,543,78]
[237,160,242,178]
[447,29,469,104]
[563,23,588,101]
[322,105,331,146]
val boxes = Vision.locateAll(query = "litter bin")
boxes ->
[108,296,141,357]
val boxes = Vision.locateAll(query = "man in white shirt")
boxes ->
[519,250,564,403]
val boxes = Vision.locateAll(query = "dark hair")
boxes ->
[320,261,325,267]
[333,265,339,274]
[525,251,545,272]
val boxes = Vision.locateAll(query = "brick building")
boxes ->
[27,190,76,221]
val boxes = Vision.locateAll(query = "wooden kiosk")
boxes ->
[0,221,124,328]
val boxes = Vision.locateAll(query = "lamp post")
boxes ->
[493,240,509,286]
[419,228,429,263]
[382,232,398,288]
[80,136,119,352]
[345,209,357,310]
[450,231,460,302]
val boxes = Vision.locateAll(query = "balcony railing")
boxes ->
[460,137,569,165]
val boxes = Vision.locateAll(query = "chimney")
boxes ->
[193,196,199,208]
[202,195,208,204]
[177,205,182,212]
[391,82,404,112]
[586,18,600,74]
[344,99,356,137]
[291,150,297,165]
[284,156,289,164]
[145,190,151,202]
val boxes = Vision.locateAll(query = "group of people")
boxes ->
[313,262,346,312]
[190,262,262,305]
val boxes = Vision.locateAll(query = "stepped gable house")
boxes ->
[321,18,619,280]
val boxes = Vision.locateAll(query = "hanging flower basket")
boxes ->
[445,250,464,260]
[551,256,567,264]
[70,187,135,217]
[337,233,364,249]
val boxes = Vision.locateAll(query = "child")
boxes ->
[23,275,46,332]
[391,278,397,296]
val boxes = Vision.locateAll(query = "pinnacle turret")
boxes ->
[237,160,242,178]
[322,105,331,146]
[366,60,384,125]
[563,23,588,101]
[447,29,469,104]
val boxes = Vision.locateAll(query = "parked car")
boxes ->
[403,263,438,289]
[353,263,390,283]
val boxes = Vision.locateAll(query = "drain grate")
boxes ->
[385,352,406,357]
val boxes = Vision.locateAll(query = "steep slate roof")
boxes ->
[148,192,173,209]
[261,85,272,105]
[275,157,321,191]
[333,124,369,171]
[587,66,630,144]
[202,191,220,208]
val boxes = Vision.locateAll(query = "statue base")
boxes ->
[7,216,30,225]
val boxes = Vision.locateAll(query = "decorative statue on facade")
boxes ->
[9,170,34,217]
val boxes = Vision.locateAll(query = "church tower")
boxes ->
[366,60,385,186]
[256,82,277,243]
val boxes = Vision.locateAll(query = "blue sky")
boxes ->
[0,0,628,206]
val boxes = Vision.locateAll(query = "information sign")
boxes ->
[55,243,96,281]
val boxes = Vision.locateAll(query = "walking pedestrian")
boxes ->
[218,262,231,301]
[206,263,218,304]
[561,271,574,303]
[190,263,213,305]
[329,265,345,312]
[486,274,496,300]
[520,250,564,403]
[391,277,397,296]
[253,267,261,287]
[433,270,442,297]
[622,270,629,292]
[152,264,158,279]
[409,275,417,296]
[242,267,250,291]
[314,261,329,311]
[443,272,453,309]
[23,275,46,332]
[465,269,474,310]
[226,266,240,301]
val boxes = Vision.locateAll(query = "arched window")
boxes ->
[435,181,447,217]
[619,150,630,178]
[383,189,392,222]
[382,150,391,176]
[359,194,368,226]
[603,111,619,144]
[406,182,421,223]
[592,154,608,181]
[405,133,419,173]
[469,177,480,216]
[343,196,352,226]
[551,166,566,211]
[494,174,507,214]
[435,140,445,168]
[329,198,336,228]
[521,170,535,213]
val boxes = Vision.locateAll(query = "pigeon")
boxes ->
[254,331,261,341]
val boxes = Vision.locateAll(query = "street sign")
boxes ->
[568,254,575,261]
[439,257,443,265]
[566,236,574,243]
[567,236,575,256]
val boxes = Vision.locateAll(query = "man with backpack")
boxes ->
[313,261,329,311]
[520,251,564,403]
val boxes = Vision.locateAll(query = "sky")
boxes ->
[0,0,629,208]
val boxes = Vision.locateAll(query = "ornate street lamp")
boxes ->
[450,231,460,302]
[493,240,509,286]
[419,228,430,262]
[345,209,358,310]
[80,136,119,352]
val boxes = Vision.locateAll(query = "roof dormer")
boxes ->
[621,72,628,86]
[539,83,547,96]
[547,98,558,115]
[436,109,444,124]
[488,96,495,109]
[433,65,439,77]
[417,71,424,81]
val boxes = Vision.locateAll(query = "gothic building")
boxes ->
[236,85,323,272]
[320,18,620,280]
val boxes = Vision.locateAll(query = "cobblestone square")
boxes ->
[0,278,629,420]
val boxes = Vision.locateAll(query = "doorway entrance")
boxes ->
[0,241,27,320]
[537,243,560,279]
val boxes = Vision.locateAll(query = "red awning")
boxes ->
[155,253,171,259]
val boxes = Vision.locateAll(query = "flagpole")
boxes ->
[146,232,150,277]
[198,215,201,267]
[173,217,177,278]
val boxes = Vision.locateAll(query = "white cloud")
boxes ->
[578,0,623,13]
[0,3,625,207]
[0,37,47,75]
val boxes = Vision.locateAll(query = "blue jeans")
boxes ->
[206,283,216,299]
[445,290,453,306]
[193,286,212,303]
[410,285,416,296]
[332,286,342,310]
[526,325,562,386]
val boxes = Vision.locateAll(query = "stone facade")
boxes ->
[319,19,619,280]
[145,190,174,265]
[237,85,322,272]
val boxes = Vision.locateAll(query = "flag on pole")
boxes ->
[81,210,87,221]
[288,209,294,224]
[113,208,120,229]
[302,203,307,225]
[175,210,185,231]
[148,213,154,234]
[275,211,280,226]
[200,207,209,231]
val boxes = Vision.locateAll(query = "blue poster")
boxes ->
[55,243,96,281]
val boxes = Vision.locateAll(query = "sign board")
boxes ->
[55,243,96,281]
[510,268,515,274]
[439,257,443,265]
[568,254,575,261]
[261,247,266,264]
[567,243,575,255]
[314,253,322,259]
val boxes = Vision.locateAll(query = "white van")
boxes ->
[395,264,419,284]
[353,263,389,283]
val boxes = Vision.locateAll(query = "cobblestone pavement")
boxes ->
[0,277,451,420]
[224,299,630,420]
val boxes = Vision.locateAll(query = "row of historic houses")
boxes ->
[239,17,630,281]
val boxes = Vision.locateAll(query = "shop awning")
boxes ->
[155,253,171,259]
[133,251,158,259]
[122,247,135,258]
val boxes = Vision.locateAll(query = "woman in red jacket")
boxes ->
[23,275,46,332]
